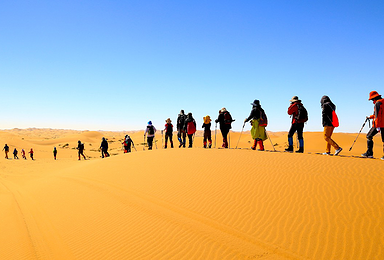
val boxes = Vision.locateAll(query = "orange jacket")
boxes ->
[369,99,384,128]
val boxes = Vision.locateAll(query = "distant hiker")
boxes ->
[13,148,19,159]
[184,113,197,148]
[286,96,307,153]
[3,144,9,159]
[29,148,34,160]
[123,135,134,153]
[215,108,234,148]
[100,137,109,158]
[53,147,57,160]
[77,141,86,160]
[202,115,212,148]
[177,110,187,148]
[244,100,268,151]
[362,91,384,159]
[144,121,156,150]
[21,149,26,159]
[164,118,174,149]
[321,96,342,156]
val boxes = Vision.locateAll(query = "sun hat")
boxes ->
[251,100,260,106]
[290,96,301,102]
[369,91,381,100]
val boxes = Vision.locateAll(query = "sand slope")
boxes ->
[0,129,384,259]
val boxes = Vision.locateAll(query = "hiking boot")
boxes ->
[381,156,384,161]
[334,147,342,156]
[285,146,293,152]
[179,143,183,148]
[361,152,373,158]
[208,143,212,148]
[296,147,304,153]
[322,152,330,155]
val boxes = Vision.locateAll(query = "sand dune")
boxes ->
[0,129,383,259]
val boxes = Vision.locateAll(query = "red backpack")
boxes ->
[187,121,196,135]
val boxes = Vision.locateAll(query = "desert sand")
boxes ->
[0,128,383,259]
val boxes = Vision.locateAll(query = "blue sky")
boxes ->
[1,1,383,132]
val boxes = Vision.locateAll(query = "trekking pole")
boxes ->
[155,137,158,149]
[143,135,146,151]
[214,123,217,148]
[349,117,370,151]
[162,131,164,149]
[228,130,231,149]
[236,122,246,149]
[266,131,276,152]
[133,145,137,152]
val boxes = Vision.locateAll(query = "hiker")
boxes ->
[122,135,134,153]
[77,141,86,160]
[3,144,9,159]
[202,115,212,148]
[29,148,34,160]
[164,118,174,149]
[215,108,234,148]
[53,147,57,160]
[144,121,156,150]
[362,91,384,159]
[244,100,268,151]
[285,96,307,153]
[184,113,196,148]
[13,148,19,159]
[100,137,109,158]
[177,110,187,148]
[321,96,342,156]
[21,149,26,159]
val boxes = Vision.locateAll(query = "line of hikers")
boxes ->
[2,91,383,160]
[2,145,34,160]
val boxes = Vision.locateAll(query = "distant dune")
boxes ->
[0,128,383,259]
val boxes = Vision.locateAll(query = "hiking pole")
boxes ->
[154,137,158,149]
[214,123,217,148]
[349,118,370,151]
[143,135,146,151]
[161,131,164,149]
[266,131,276,152]
[236,122,246,149]
[228,130,231,149]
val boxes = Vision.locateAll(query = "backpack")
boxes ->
[166,123,173,133]
[148,125,155,135]
[259,109,268,127]
[295,103,308,123]
[187,121,196,135]
[223,111,232,124]
[332,110,339,127]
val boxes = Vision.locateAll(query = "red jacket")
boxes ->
[369,99,384,128]
[288,102,300,124]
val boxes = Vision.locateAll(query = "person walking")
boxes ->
[321,96,342,156]
[29,148,34,160]
[164,118,174,149]
[53,147,58,160]
[184,113,197,148]
[100,137,110,158]
[202,115,212,148]
[285,96,307,153]
[77,141,86,160]
[215,108,234,148]
[13,148,19,159]
[123,135,135,153]
[244,100,268,151]
[362,91,384,159]
[3,144,9,159]
[177,110,187,148]
[21,149,26,159]
[144,121,156,150]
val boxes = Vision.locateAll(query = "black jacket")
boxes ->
[321,96,335,127]
[245,106,262,122]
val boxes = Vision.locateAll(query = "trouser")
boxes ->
[124,145,131,153]
[78,150,86,160]
[177,129,186,146]
[101,148,109,158]
[324,126,340,153]
[5,151,8,159]
[54,151,57,159]
[288,123,304,147]
[366,127,384,155]
[165,133,173,147]
[203,131,212,147]
[221,127,230,148]
[147,136,154,150]
[188,134,193,147]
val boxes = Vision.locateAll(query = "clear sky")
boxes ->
[1,1,383,132]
